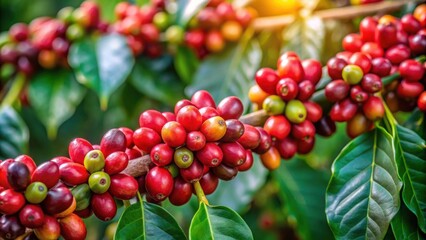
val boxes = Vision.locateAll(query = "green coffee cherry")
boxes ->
[84,150,105,173]
[25,182,48,204]
[342,64,364,85]
[285,100,307,124]
[71,183,92,211]
[88,172,111,194]
[262,95,286,116]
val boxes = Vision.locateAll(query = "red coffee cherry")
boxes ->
[342,33,363,52]
[361,42,384,58]
[59,213,87,240]
[348,52,371,74]
[360,17,378,42]
[346,112,372,138]
[0,160,13,189]
[199,172,219,195]
[169,177,193,206]
[361,73,382,93]
[329,99,358,122]
[50,156,72,167]
[162,112,176,122]
[59,162,90,186]
[275,137,297,159]
[109,174,138,200]
[133,127,162,153]
[69,138,93,165]
[304,101,323,122]
[253,127,272,154]
[42,187,73,215]
[371,57,392,77]
[277,56,304,82]
[291,120,316,141]
[327,57,347,80]
[19,204,45,228]
[237,124,261,149]
[176,105,203,131]
[296,137,315,154]
[336,51,352,62]
[298,80,315,101]
[139,110,168,134]
[186,131,207,151]
[401,14,422,35]
[263,115,291,140]
[362,96,385,121]
[397,80,424,98]
[145,166,173,201]
[212,164,238,181]
[118,127,134,148]
[31,161,60,189]
[174,100,195,115]
[385,44,411,65]
[34,215,60,240]
[399,59,425,82]
[0,189,25,215]
[302,59,322,85]
[221,119,245,142]
[238,150,254,171]
[100,129,127,157]
[161,121,187,148]
[375,22,398,49]
[315,116,336,137]
[277,52,299,67]
[197,7,222,29]
[14,155,36,175]
[104,151,129,175]
[196,143,223,167]
[325,80,350,102]
[191,90,217,109]
[417,91,426,111]
[350,85,369,103]
[200,116,227,142]
[185,30,205,49]
[150,144,174,167]
[205,30,225,52]
[91,192,117,221]
[220,142,246,167]
[179,160,204,183]
[9,23,29,41]
[7,161,30,191]
[409,34,426,55]
[199,107,220,122]
[276,78,298,101]
[0,215,25,240]
[217,96,244,120]
[255,68,280,94]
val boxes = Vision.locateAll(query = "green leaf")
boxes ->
[186,35,262,108]
[403,109,426,140]
[281,16,325,61]
[130,55,185,106]
[68,34,134,110]
[326,127,402,240]
[176,0,209,27]
[28,70,86,139]
[391,200,426,240]
[272,159,333,240]
[207,154,268,212]
[189,202,253,240]
[95,0,121,22]
[115,200,187,240]
[394,125,426,233]
[135,0,150,6]
[174,46,199,84]
[0,107,28,159]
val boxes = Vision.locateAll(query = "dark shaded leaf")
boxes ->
[174,46,199,84]
[391,200,426,240]
[0,107,28,159]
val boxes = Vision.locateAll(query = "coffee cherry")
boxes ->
[14,155,36,175]
[237,124,261,149]
[297,137,316,154]
[91,192,117,221]
[397,80,424,98]
[298,80,315,101]
[330,99,358,122]
[42,187,73,215]
[277,56,304,82]
[350,85,369,103]
[151,144,174,167]
[0,189,25,215]
[55,195,76,218]
[277,52,299,66]
[315,116,336,137]
[260,147,281,170]
[74,207,93,219]
[169,177,192,206]
[0,215,25,240]
[238,150,254,171]
[375,22,398,49]
[162,112,176,122]
[84,150,105,173]
[174,147,194,168]
[191,90,216,109]
[361,73,382,93]
[186,131,207,151]
[409,34,426,55]
[262,95,285,115]
[197,7,222,29]
[72,183,91,211]
[180,160,204,183]
[385,44,411,65]
[69,138,94,165]
[291,120,316,140]
[220,142,246,167]
[7,161,30,191]
[327,57,347,80]
[255,68,280,94]
[25,182,48,204]
[401,14,421,34]
[139,110,168,134]
[34,215,60,240]
[31,161,60,189]
[348,52,371,74]
[302,59,322,85]
[200,116,227,142]
[253,127,272,154]
[276,78,299,101]
[263,115,291,140]
[60,162,90,186]
[109,174,138,200]
[285,99,307,124]
[417,91,426,111]
[199,107,220,122]
[19,204,45,228]
[162,121,187,148]
[221,119,245,142]
[221,21,243,42]
[325,80,350,102]
[216,2,236,20]
[205,30,225,52]
[89,172,111,194]
[196,143,223,167]
[104,151,129,175]
[0,160,13,189]
[360,17,378,42]
[362,96,385,121]
[371,57,392,77]
[176,105,203,132]
[342,33,362,52]
[399,59,425,82]
[145,167,173,201]
[59,213,87,240]
[361,42,384,58]
[304,101,323,122]
[346,112,372,138]
[217,96,244,120]
[275,137,297,159]
[118,127,134,148]
[133,127,162,153]
[342,64,364,85]
[50,156,72,167]
[100,129,127,157]
[212,164,238,181]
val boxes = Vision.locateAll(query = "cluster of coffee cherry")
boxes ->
[135,90,271,205]
[249,52,323,162]
[0,1,104,79]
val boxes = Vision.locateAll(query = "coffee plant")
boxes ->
[0,0,425,239]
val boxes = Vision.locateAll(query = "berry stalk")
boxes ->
[193,181,209,205]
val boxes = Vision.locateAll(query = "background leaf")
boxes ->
[115,201,187,240]
[28,70,86,139]
[189,202,253,240]
[391,200,426,240]
[394,125,426,233]
[174,47,199,84]
[68,34,134,109]
[130,55,185,106]
[0,107,28,159]
[326,128,402,240]
[175,0,209,27]
[207,155,268,213]
[281,16,325,61]
[272,159,333,240]
[186,36,262,109]
[95,0,121,22]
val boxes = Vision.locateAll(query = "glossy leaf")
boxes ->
[68,34,134,110]
[394,125,426,233]
[0,107,28,159]
[130,55,185,106]
[28,70,86,139]
[115,200,187,240]
[186,35,262,108]
[326,127,402,240]
[189,202,253,240]
[208,154,268,212]
[272,159,333,240]
[391,200,426,240]
[282,16,325,61]
[176,0,209,27]
[174,46,199,84]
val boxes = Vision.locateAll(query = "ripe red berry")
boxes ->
[199,172,219,195]
[371,57,392,77]
[0,215,25,240]
[385,44,411,65]
[399,59,425,82]
[69,138,93,165]
[177,105,202,131]
[401,14,422,35]
[397,80,424,98]
[179,160,204,183]
[304,101,323,122]
[302,59,322,85]
[212,164,238,181]
[277,56,304,82]
[263,115,291,140]
[325,80,350,102]
[42,187,73,215]
[91,192,117,221]
[191,90,216,109]
[139,110,168,134]
[104,151,129,175]
[59,162,90,186]
[361,73,382,93]
[14,155,36,175]
[362,96,385,121]
[221,119,245,142]
[217,96,244,120]
[196,143,223,167]
[150,144,174,167]
[276,78,298,101]
[31,161,60,189]
[417,91,426,111]
[145,167,173,201]
[186,131,206,151]
[238,150,254,171]
[350,85,369,103]
[0,189,25,215]
[348,52,371,74]
[237,124,261,149]
[7,161,30,191]
[100,129,127,157]
[275,137,297,159]
[59,213,87,240]
[220,142,246,167]
[342,33,363,52]
[19,204,45,228]
[34,215,60,240]
[361,42,384,58]
[327,57,347,80]
[360,17,378,42]
[161,121,187,148]
[200,116,227,142]
[253,127,272,154]
[168,177,192,206]
[133,127,162,153]
[108,174,138,200]
[375,23,398,49]
[329,99,358,122]
[291,120,316,140]
[298,80,315,101]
